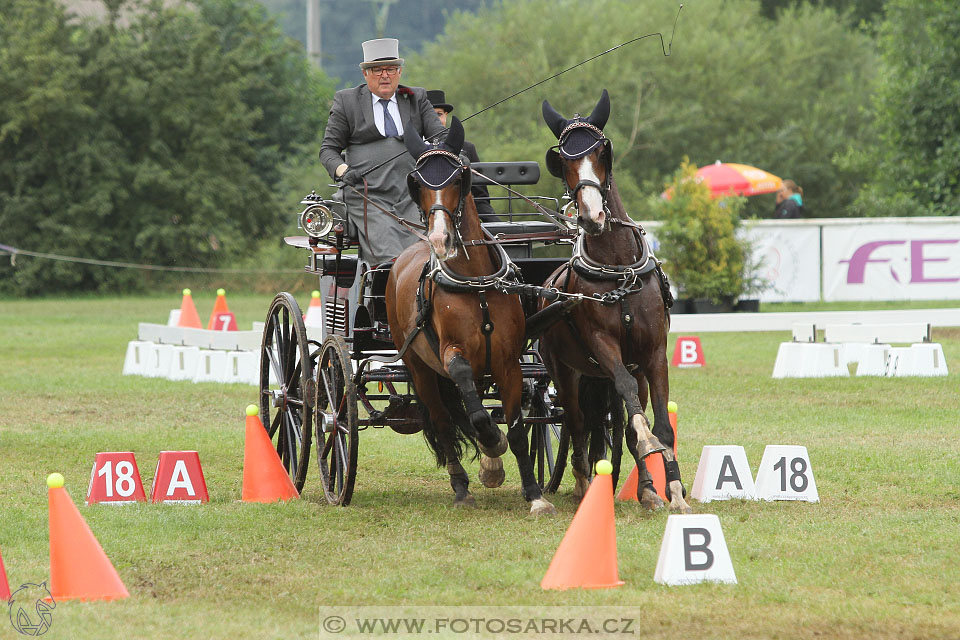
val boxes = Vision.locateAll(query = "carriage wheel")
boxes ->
[528,382,568,493]
[315,334,358,506]
[259,293,314,492]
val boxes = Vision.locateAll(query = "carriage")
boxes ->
[257,160,608,506]
[258,92,688,513]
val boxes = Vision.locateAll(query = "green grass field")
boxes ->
[1,294,959,639]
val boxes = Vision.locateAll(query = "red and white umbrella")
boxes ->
[694,161,782,197]
[662,161,783,199]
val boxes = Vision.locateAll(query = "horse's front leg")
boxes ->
[445,350,508,458]
[499,363,556,516]
[592,341,672,511]
[644,357,692,513]
[593,343,666,460]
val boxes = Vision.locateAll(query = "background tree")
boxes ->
[845,0,959,217]
[0,0,333,295]
[759,0,886,26]
[404,0,877,220]
[260,0,491,87]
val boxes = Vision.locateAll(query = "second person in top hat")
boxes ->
[427,90,500,223]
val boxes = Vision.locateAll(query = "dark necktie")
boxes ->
[379,98,399,138]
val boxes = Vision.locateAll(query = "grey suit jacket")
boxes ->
[319,84,445,180]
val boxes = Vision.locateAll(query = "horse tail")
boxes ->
[418,376,481,467]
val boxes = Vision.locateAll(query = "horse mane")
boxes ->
[605,176,632,223]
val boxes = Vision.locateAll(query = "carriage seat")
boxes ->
[471,161,540,186]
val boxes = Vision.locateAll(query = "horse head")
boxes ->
[404,117,471,261]
[542,89,612,235]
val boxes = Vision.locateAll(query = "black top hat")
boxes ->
[427,90,454,113]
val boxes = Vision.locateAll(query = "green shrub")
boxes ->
[654,159,748,303]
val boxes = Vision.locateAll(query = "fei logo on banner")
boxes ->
[823,222,960,301]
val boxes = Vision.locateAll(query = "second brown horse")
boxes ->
[385,117,556,515]
[538,90,692,513]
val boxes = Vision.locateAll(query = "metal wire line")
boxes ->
[0,242,300,274]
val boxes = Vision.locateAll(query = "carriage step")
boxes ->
[362,367,412,383]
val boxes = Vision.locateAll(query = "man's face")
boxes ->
[434,108,448,127]
[363,64,402,99]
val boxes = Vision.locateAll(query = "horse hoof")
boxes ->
[478,456,505,488]
[670,499,694,514]
[639,488,665,511]
[638,441,667,459]
[454,494,477,508]
[479,431,509,458]
[529,498,557,516]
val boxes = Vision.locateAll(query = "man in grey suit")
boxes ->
[319,38,445,263]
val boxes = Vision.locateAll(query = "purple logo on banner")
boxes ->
[839,239,959,284]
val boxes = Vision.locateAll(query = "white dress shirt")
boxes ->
[371,93,404,137]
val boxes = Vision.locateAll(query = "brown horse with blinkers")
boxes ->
[537,90,692,513]
[385,117,557,515]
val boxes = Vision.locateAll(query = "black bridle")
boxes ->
[546,121,613,218]
[408,148,471,236]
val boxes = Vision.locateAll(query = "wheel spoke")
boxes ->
[268,410,282,437]
[543,432,555,470]
[271,320,285,378]
[319,368,335,411]
[335,433,346,490]
[286,416,299,479]
[266,342,283,386]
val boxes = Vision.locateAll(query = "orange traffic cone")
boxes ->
[0,545,10,600]
[47,473,129,601]
[616,464,640,502]
[303,290,323,328]
[242,405,300,502]
[177,288,202,328]
[617,402,679,502]
[206,288,231,329]
[541,461,623,590]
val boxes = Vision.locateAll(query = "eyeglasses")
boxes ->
[368,66,400,76]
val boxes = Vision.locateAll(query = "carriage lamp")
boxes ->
[559,199,579,230]
[299,193,335,238]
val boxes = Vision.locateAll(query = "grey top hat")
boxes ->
[360,38,405,70]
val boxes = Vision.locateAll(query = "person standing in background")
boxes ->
[774,179,805,218]
[427,90,501,223]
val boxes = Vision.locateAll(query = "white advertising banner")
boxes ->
[744,224,820,302]
[642,222,820,303]
[822,221,960,301]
